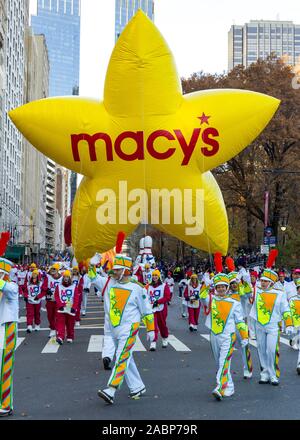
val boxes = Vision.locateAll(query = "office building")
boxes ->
[228,20,300,70]
[115,0,154,41]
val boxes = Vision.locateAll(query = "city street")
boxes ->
[8,287,300,420]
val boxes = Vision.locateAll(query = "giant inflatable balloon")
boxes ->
[9,11,280,261]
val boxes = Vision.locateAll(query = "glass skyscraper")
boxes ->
[228,20,300,71]
[115,0,154,41]
[31,0,81,97]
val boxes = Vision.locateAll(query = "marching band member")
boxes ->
[165,271,175,304]
[147,269,170,350]
[226,257,253,379]
[54,270,79,345]
[200,253,249,401]
[288,279,300,373]
[249,250,294,386]
[184,274,201,332]
[44,264,62,338]
[0,256,19,416]
[143,263,153,285]
[95,253,155,405]
[72,266,83,327]
[24,269,46,333]
[178,274,189,318]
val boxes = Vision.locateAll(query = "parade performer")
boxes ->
[17,265,27,298]
[184,274,201,332]
[147,269,170,351]
[72,266,83,327]
[24,269,46,333]
[248,271,259,338]
[226,257,253,379]
[200,253,249,401]
[88,266,117,371]
[43,263,62,338]
[92,252,155,404]
[143,263,153,285]
[0,256,19,416]
[54,270,79,345]
[80,263,91,316]
[249,250,294,385]
[288,279,300,373]
[178,274,189,318]
[165,272,175,304]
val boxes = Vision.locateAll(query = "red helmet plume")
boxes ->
[116,231,126,254]
[0,232,10,257]
[266,249,278,269]
[214,252,223,274]
[225,257,235,273]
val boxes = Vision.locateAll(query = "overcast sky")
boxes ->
[29,0,300,100]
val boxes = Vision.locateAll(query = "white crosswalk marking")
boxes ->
[87,335,104,352]
[133,336,146,352]
[42,337,60,353]
[280,337,291,347]
[18,317,26,323]
[16,337,25,350]
[87,335,146,352]
[168,334,191,352]
[200,334,210,342]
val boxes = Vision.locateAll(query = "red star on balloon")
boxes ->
[198,113,211,125]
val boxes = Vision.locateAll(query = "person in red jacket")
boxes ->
[146,269,171,351]
[24,269,46,333]
[54,270,79,345]
[72,266,83,327]
[184,274,201,332]
[43,263,62,338]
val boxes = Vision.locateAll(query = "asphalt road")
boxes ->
[6,286,300,420]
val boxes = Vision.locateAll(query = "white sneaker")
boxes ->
[243,370,252,379]
[26,325,33,333]
[223,388,234,397]
[75,321,80,327]
[67,338,73,343]
[149,342,156,351]
[35,325,40,331]
[49,330,56,338]
[162,338,168,348]
[81,311,86,316]
[41,307,46,312]
[212,388,223,401]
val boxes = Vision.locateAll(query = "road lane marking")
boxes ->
[42,337,60,353]
[200,334,210,342]
[88,335,104,352]
[133,336,146,351]
[168,334,191,352]
[16,337,25,350]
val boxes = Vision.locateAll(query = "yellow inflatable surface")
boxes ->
[9,11,280,261]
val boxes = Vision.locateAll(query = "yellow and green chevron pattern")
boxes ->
[109,322,139,389]
[218,332,236,394]
[0,323,17,411]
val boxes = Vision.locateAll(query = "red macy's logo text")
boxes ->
[71,127,219,166]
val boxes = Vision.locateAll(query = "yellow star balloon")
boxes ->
[9,11,280,261]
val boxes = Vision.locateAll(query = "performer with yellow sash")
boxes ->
[200,253,249,401]
[249,250,293,385]
[95,254,155,404]
[288,279,300,374]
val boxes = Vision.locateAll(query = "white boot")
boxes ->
[243,370,252,379]
[35,325,40,331]
[27,325,33,333]
[149,341,156,351]
[162,338,168,348]
[75,321,80,327]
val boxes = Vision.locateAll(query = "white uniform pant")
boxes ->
[255,322,280,381]
[210,332,236,395]
[81,289,89,313]
[245,302,255,337]
[181,300,187,316]
[294,328,300,365]
[236,330,253,374]
[102,319,116,361]
[107,323,144,394]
